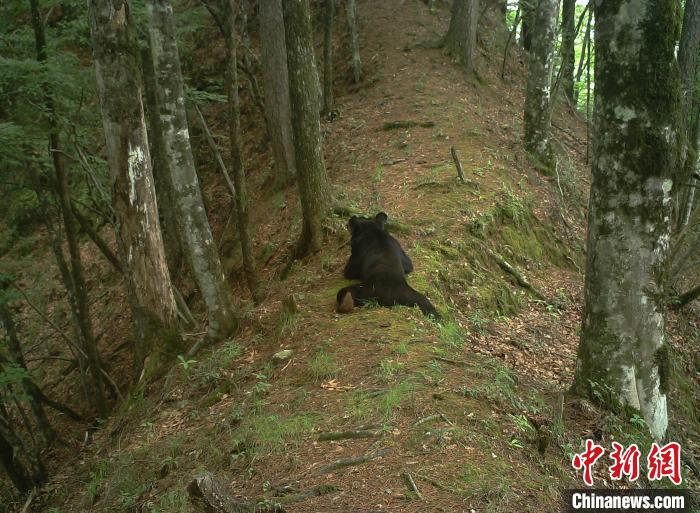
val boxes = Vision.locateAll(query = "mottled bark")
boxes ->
[224,0,260,300]
[678,0,700,226]
[519,0,532,51]
[29,0,106,415]
[442,0,479,74]
[141,42,183,275]
[573,0,681,441]
[560,0,575,103]
[88,0,181,377]
[260,0,296,187]
[346,0,362,83]
[523,0,558,168]
[146,0,238,339]
[322,0,334,114]
[283,0,332,256]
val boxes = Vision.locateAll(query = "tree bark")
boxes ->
[441,0,479,74]
[678,0,700,226]
[346,0,362,83]
[224,0,261,300]
[573,0,681,441]
[29,0,106,415]
[141,42,184,276]
[259,0,296,187]
[523,0,558,169]
[146,0,239,339]
[283,0,332,256]
[322,0,335,114]
[573,10,591,104]
[87,0,182,378]
[560,0,576,103]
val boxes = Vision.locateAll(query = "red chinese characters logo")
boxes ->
[572,439,605,486]
[647,442,682,485]
[608,441,641,481]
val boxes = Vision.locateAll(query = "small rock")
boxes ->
[273,349,293,362]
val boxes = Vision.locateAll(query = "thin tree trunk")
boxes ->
[146,0,239,339]
[519,0,532,51]
[29,0,106,415]
[560,0,576,103]
[141,42,184,276]
[0,303,53,444]
[322,0,335,114]
[573,0,681,441]
[573,11,591,104]
[441,0,479,74]
[88,0,182,378]
[260,0,296,187]
[224,0,260,300]
[523,0,558,169]
[283,0,332,256]
[678,0,700,226]
[346,0,362,83]
[0,430,33,494]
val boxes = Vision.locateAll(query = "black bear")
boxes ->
[336,212,439,319]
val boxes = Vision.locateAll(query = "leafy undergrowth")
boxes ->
[7,0,698,511]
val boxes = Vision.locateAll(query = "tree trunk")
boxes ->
[283,0,332,256]
[346,0,362,83]
[141,42,184,276]
[146,0,239,340]
[29,0,106,415]
[0,302,53,445]
[0,430,33,494]
[678,0,700,226]
[573,0,681,441]
[224,0,261,300]
[442,0,479,74]
[523,0,558,169]
[573,10,591,104]
[87,0,182,378]
[560,0,576,103]
[322,0,335,114]
[259,0,296,187]
[519,0,532,51]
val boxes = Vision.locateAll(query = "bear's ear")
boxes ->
[375,212,388,229]
[348,215,360,233]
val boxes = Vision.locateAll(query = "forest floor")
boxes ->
[7,0,699,512]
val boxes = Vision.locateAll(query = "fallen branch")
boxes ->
[71,202,122,272]
[487,250,561,309]
[402,472,423,499]
[318,429,382,441]
[319,447,391,474]
[670,283,700,309]
[381,120,435,130]
[415,473,460,495]
[194,103,237,200]
[433,356,469,367]
[451,146,466,183]
[187,472,285,513]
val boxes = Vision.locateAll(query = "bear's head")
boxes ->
[348,212,388,237]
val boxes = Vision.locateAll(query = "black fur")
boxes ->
[336,213,439,319]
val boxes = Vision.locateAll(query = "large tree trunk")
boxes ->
[88,0,181,378]
[259,0,296,187]
[560,0,576,103]
[441,0,478,74]
[678,0,700,226]
[141,42,184,276]
[29,0,107,415]
[345,0,362,83]
[322,0,335,114]
[573,0,681,441]
[523,0,558,168]
[283,0,332,256]
[146,0,238,340]
[224,0,260,300]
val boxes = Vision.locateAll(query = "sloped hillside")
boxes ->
[5,1,698,512]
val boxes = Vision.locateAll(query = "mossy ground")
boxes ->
[6,0,698,511]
